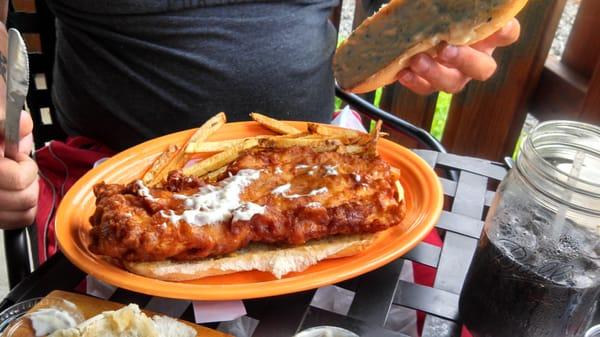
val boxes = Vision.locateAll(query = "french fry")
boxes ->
[185,132,317,154]
[183,138,259,177]
[189,112,227,144]
[146,113,384,187]
[337,144,368,155]
[185,134,314,153]
[370,120,383,140]
[204,165,229,182]
[141,144,179,184]
[307,123,365,139]
[250,112,302,135]
[281,133,330,140]
[395,180,405,203]
[185,136,272,153]
[334,119,383,148]
[149,113,226,185]
[367,120,383,155]
[258,136,343,151]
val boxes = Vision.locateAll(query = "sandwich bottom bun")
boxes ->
[124,233,380,281]
[124,179,406,282]
[334,0,529,94]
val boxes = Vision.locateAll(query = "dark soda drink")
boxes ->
[460,204,600,337]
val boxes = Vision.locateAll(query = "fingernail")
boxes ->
[413,56,431,74]
[441,45,458,61]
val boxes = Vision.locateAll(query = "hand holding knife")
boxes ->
[0,27,36,287]
[0,27,37,230]
[2,28,29,159]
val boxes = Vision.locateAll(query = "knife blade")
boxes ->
[3,28,29,160]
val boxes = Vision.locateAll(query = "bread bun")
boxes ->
[333,0,529,93]
[124,179,405,281]
[123,234,379,281]
[50,304,196,337]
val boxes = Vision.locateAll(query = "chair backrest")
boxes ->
[8,0,65,148]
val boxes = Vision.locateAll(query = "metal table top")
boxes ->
[0,150,510,337]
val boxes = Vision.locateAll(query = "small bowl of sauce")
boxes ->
[0,297,84,337]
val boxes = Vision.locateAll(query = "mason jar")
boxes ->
[459,121,600,337]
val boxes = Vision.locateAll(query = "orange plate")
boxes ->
[56,121,443,300]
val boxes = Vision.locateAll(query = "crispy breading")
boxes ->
[89,146,404,262]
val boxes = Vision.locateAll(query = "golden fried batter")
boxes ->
[89,146,405,262]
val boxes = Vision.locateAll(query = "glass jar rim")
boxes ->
[523,120,600,191]
[517,120,600,215]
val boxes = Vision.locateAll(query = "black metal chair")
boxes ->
[2,0,446,290]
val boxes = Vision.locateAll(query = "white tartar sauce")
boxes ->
[271,183,292,195]
[135,180,157,201]
[353,174,361,183]
[271,184,328,199]
[324,165,338,176]
[159,169,265,226]
[307,165,319,176]
[306,202,322,208]
[294,164,338,177]
[29,308,79,336]
[233,202,267,222]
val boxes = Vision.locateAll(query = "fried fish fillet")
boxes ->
[89,146,405,262]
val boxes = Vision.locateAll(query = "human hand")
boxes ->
[397,18,521,95]
[0,111,38,229]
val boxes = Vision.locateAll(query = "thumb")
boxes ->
[19,132,34,155]
[19,110,34,139]
[0,110,33,140]
[0,152,38,190]
[0,111,34,156]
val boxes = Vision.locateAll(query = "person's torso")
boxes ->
[48,0,339,150]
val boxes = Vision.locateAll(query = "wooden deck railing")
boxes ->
[530,0,600,126]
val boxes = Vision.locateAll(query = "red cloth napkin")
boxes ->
[412,230,473,337]
[35,137,114,263]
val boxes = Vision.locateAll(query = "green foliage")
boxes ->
[369,120,377,132]
[373,88,383,108]
[430,92,452,141]
[512,131,527,161]
[335,96,343,111]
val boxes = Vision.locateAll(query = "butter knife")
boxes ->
[3,28,29,159]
